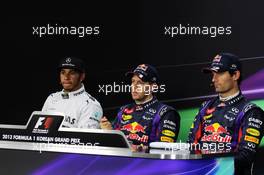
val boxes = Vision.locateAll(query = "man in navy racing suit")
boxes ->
[188,53,264,175]
[100,64,180,152]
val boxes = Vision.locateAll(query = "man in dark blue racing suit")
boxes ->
[188,53,264,175]
[112,96,179,152]
[100,64,180,152]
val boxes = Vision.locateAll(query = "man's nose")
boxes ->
[131,82,139,87]
[212,72,217,82]
[64,73,70,79]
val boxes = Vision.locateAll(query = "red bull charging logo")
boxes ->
[121,122,146,134]
[201,123,232,143]
[121,122,148,143]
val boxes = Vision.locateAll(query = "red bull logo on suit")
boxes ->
[201,123,232,143]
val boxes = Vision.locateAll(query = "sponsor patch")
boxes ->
[124,108,134,114]
[127,133,148,143]
[142,115,152,120]
[122,115,132,121]
[121,122,146,134]
[159,106,168,116]
[161,136,174,143]
[224,114,235,121]
[201,123,232,143]
[206,108,216,115]
[245,135,259,144]
[213,54,222,62]
[162,130,175,137]
[247,142,256,148]
[203,114,213,120]
[164,120,176,126]
[244,103,255,113]
[249,117,263,125]
[246,128,260,136]
[190,123,194,129]
[163,124,176,130]
[201,134,232,143]
[249,122,261,129]
[148,108,156,114]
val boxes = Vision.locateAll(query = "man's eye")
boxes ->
[69,71,77,75]
[131,81,137,85]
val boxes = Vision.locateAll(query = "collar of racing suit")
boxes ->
[217,91,244,107]
[134,96,158,111]
[61,83,86,99]
[219,91,240,102]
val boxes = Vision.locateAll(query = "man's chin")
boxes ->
[63,86,73,92]
[131,94,140,100]
[215,89,228,94]
[132,96,139,100]
[214,87,221,93]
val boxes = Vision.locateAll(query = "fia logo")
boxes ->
[34,117,54,129]
[33,117,54,134]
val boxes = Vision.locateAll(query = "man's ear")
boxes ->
[232,71,240,81]
[151,83,158,88]
[149,82,158,93]
[80,73,86,82]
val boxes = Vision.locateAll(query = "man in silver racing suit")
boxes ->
[42,57,103,129]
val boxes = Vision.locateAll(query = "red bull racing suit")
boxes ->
[188,92,264,174]
[112,97,180,152]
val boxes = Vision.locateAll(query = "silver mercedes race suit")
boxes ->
[42,84,103,129]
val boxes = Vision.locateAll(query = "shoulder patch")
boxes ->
[86,93,96,102]
[120,104,133,111]
[200,100,215,111]
[84,93,102,107]
[119,105,128,111]
[50,92,61,98]
[123,105,135,115]
[243,103,257,113]
[201,101,208,107]
[159,105,174,117]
